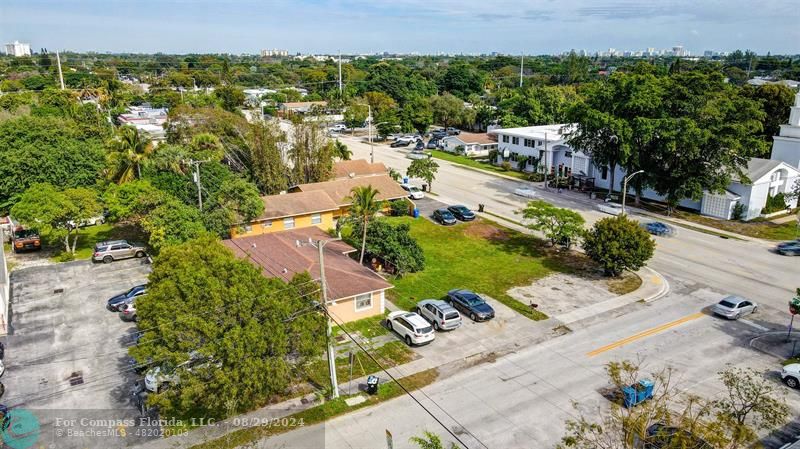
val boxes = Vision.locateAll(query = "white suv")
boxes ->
[400,183,424,200]
[386,311,435,346]
[782,364,800,388]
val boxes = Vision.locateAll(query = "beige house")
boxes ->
[223,228,393,323]
[290,173,409,218]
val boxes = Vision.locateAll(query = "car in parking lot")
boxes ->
[445,127,461,135]
[782,364,800,388]
[712,295,757,320]
[414,140,425,151]
[407,151,429,160]
[416,299,462,331]
[433,208,457,225]
[386,311,435,346]
[644,221,670,236]
[777,239,800,256]
[447,289,495,321]
[119,301,137,321]
[426,139,440,149]
[93,240,147,263]
[390,139,411,148]
[644,423,711,449]
[447,205,475,221]
[107,284,147,311]
[597,202,624,216]
[400,183,424,200]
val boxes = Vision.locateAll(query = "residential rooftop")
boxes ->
[257,190,339,221]
[223,227,392,301]
[291,173,408,206]
[333,159,388,179]
[489,124,576,141]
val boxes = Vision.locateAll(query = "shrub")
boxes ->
[500,161,512,171]
[388,199,409,217]
[346,218,424,274]
[528,172,545,182]
[732,201,746,220]
[583,216,655,276]
[762,193,787,215]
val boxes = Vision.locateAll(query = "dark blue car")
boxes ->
[645,222,670,236]
[433,208,457,226]
[107,284,147,312]
[447,289,495,321]
[447,205,476,221]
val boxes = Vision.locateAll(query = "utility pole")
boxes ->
[187,159,208,210]
[338,53,343,97]
[368,105,374,164]
[519,54,524,88]
[312,237,342,399]
[56,51,65,90]
[621,170,645,215]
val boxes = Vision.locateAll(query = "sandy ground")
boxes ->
[507,271,620,318]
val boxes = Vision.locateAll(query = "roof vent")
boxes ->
[282,268,288,274]
[251,243,257,249]
[295,240,301,247]
[349,172,356,178]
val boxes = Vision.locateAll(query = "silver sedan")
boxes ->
[712,295,757,320]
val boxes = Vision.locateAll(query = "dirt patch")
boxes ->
[607,271,643,295]
[508,271,625,318]
[463,222,510,241]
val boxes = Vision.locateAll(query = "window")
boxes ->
[244,224,253,232]
[601,166,608,180]
[502,135,509,143]
[564,151,572,158]
[283,217,295,229]
[311,213,322,225]
[511,137,519,145]
[264,221,272,228]
[538,140,543,146]
[355,293,373,311]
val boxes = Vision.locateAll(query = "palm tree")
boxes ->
[388,167,402,182]
[107,126,154,184]
[334,139,352,160]
[347,185,383,265]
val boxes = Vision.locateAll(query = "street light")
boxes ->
[621,170,645,216]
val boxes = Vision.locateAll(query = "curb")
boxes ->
[640,266,670,303]
[749,331,800,360]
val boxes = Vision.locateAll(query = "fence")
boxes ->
[0,229,8,335]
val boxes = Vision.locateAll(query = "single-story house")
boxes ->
[231,190,339,238]
[290,173,409,218]
[333,160,388,180]
[278,101,328,115]
[441,132,498,157]
[223,228,393,323]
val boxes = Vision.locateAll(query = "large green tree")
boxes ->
[290,121,335,184]
[346,218,425,274]
[11,183,102,254]
[429,93,466,130]
[0,115,106,211]
[107,126,155,184]
[214,85,245,112]
[582,216,655,276]
[519,200,585,248]
[406,158,439,192]
[346,185,384,265]
[130,236,326,418]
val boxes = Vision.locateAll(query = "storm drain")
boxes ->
[67,371,84,386]
[53,288,64,294]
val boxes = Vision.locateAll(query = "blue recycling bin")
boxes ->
[622,379,654,408]
[413,208,420,218]
[403,177,409,184]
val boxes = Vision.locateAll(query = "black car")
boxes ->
[447,205,475,221]
[414,140,425,151]
[644,423,711,449]
[433,208,457,226]
[390,140,411,148]
[107,284,147,311]
[447,289,495,321]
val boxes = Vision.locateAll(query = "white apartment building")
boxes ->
[489,124,594,177]
[4,41,31,57]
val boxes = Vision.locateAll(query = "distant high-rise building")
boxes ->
[4,41,31,57]
[260,49,289,57]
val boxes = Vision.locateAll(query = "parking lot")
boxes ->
[3,258,156,448]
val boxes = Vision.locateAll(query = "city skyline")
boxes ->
[1,0,798,55]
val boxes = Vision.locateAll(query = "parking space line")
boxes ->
[586,312,705,357]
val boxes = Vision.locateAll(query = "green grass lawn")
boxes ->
[305,341,415,390]
[387,216,562,320]
[333,313,389,338]
[49,223,147,261]
[428,150,532,181]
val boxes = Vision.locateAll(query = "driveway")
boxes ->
[2,259,158,448]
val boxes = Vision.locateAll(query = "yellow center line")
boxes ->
[586,312,705,357]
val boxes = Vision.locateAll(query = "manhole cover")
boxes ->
[67,371,84,386]
[53,288,64,294]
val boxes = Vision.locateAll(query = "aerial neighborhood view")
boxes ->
[1,0,800,448]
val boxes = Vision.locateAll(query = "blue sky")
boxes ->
[1,0,798,55]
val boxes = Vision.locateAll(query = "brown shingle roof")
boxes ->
[292,174,408,206]
[451,132,496,145]
[258,190,339,220]
[333,159,388,179]
[223,228,392,301]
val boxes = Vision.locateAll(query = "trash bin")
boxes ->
[478,203,485,212]
[421,184,428,192]
[366,375,379,395]
[413,208,420,218]
[403,177,409,184]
